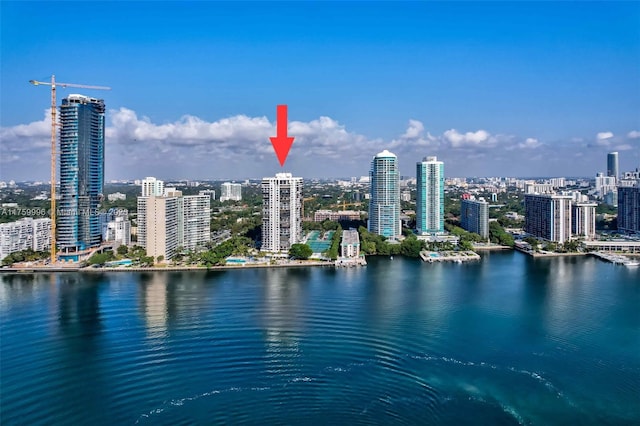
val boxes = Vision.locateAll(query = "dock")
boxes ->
[590,251,640,267]
[420,250,480,263]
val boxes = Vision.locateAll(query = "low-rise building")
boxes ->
[107,192,127,202]
[340,229,360,258]
[314,210,364,222]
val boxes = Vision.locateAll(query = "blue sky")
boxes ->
[1,1,639,180]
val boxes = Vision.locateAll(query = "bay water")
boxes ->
[1,252,638,425]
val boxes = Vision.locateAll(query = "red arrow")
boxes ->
[269,105,295,167]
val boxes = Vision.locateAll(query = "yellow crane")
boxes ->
[331,200,363,210]
[29,75,111,264]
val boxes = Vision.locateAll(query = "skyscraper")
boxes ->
[180,195,211,251]
[58,94,105,251]
[416,156,444,235]
[261,173,303,252]
[461,197,489,239]
[143,196,180,261]
[368,150,401,240]
[607,151,619,180]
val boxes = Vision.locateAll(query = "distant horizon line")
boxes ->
[0,175,628,185]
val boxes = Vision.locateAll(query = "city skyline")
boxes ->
[1,2,639,180]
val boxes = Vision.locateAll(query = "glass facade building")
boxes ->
[368,150,400,240]
[607,151,619,180]
[58,95,105,251]
[416,156,444,234]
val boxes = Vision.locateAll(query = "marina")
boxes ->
[591,251,640,267]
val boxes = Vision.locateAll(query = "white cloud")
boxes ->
[594,131,614,146]
[389,119,438,151]
[0,111,334,178]
[615,144,633,151]
[107,107,273,149]
[1,107,634,180]
[0,109,52,161]
[443,129,491,147]
[597,131,614,140]
[402,119,424,139]
[519,137,541,149]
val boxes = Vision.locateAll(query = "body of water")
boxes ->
[1,252,638,425]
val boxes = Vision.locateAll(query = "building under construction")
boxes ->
[58,94,106,253]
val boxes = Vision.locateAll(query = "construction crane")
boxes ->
[330,200,363,210]
[29,75,111,264]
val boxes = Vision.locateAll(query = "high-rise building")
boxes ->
[143,196,180,261]
[58,95,105,251]
[525,183,554,195]
[461,197,489,239]
[220,182,242,202]
[138,193,211,259]
[607,152,619,180]
[595,172,617,201]
[180,195,211,251]
[136,196,148,249]
[618,182,640,234]
[0,218,51,261]
[524,194,573,243]
[261,173,303,252]
[368,150,401,239]
[571,202,597,241]
[141,177,165,197]
[416,156,444,235]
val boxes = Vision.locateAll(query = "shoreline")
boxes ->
[472,245,513,251]
[514,245,586,258]
[0,261,336,273]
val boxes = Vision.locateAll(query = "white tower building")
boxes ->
[261,173,303,252]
